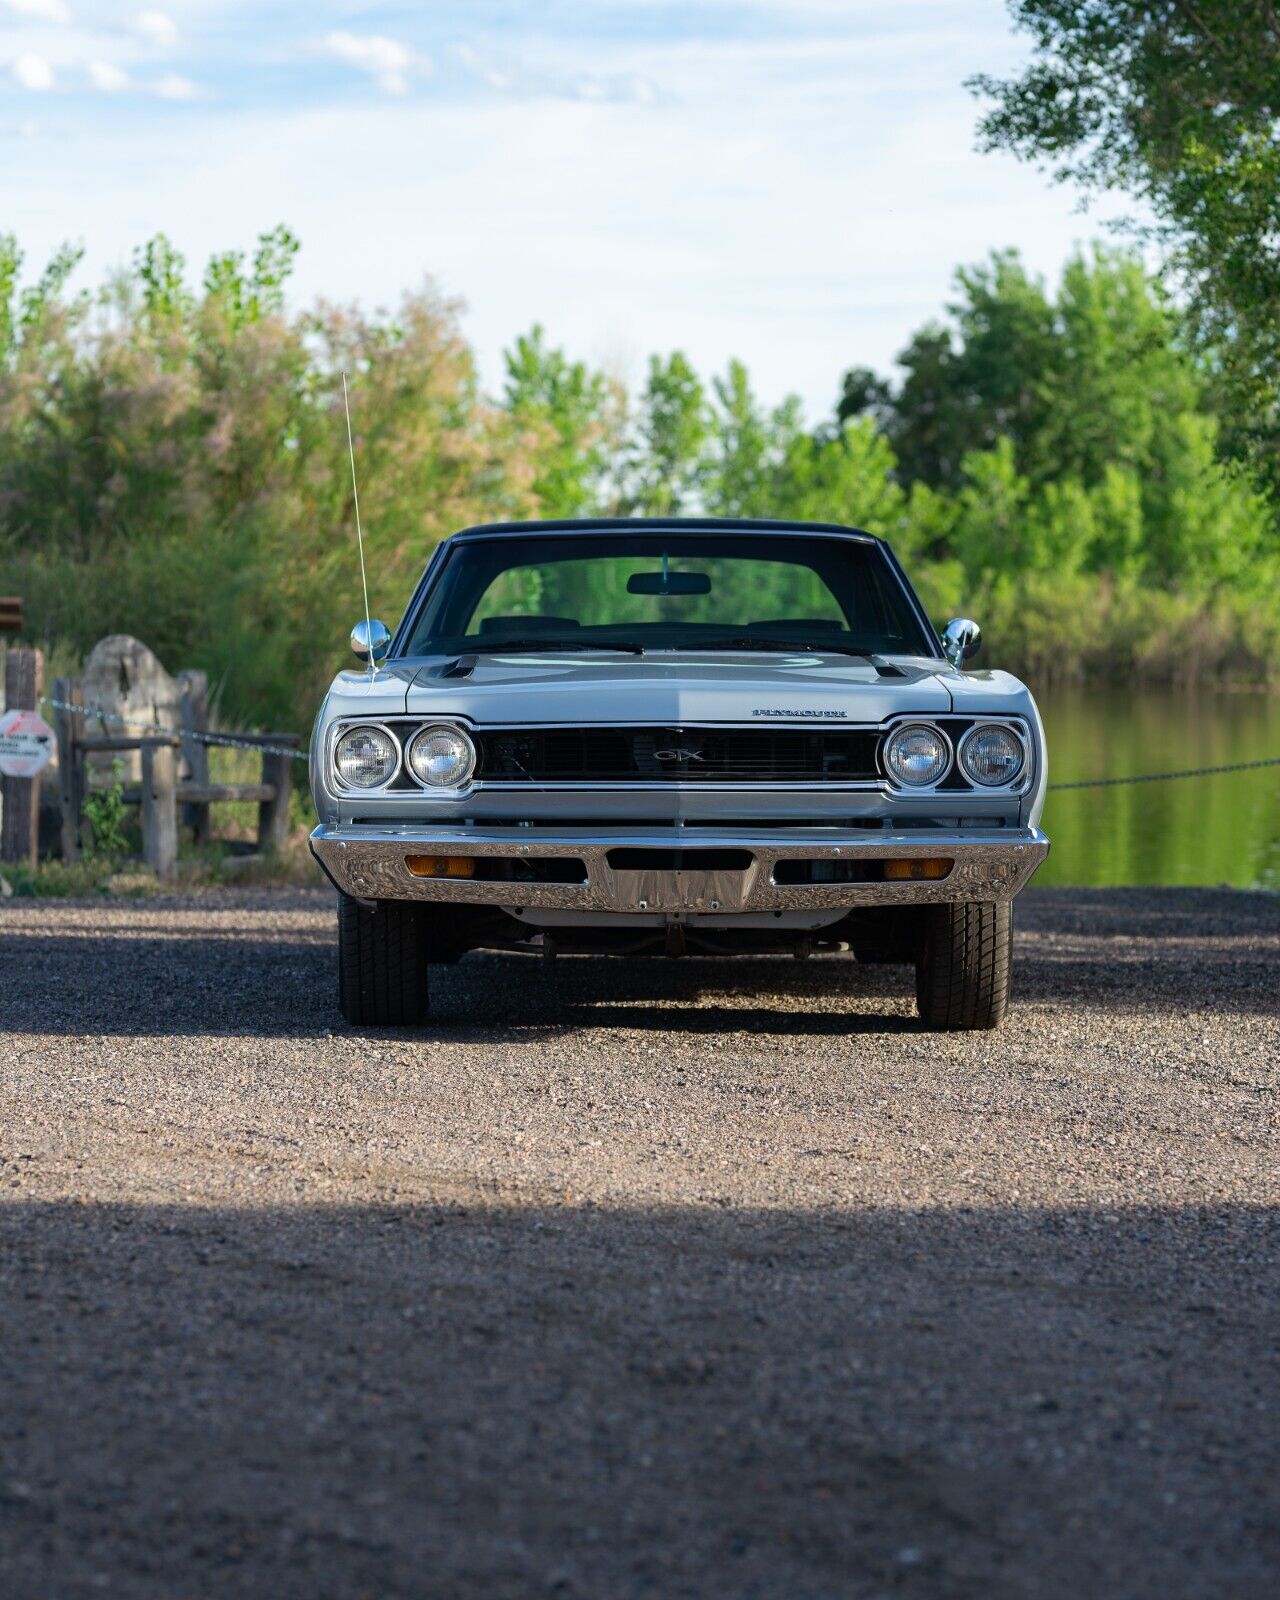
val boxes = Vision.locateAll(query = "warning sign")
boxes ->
[0,709,54,778]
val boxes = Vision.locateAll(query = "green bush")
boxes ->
[1,230,1276,722]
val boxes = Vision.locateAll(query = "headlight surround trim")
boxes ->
[333,722,401,790]
[881,721,953,789]
[406,723,478,790]
[958,722,1029,788]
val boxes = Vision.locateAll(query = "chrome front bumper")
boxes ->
[311,823,1049,912]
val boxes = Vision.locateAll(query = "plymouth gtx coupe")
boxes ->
[310,518,1048,1029]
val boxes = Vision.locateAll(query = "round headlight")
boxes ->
[335,725,398,789]
[883,723,950,788]
[960,724,1025,787]
[408,724,476,789]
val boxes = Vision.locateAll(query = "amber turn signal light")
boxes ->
[405,855,476,878]
[883,857,953,881]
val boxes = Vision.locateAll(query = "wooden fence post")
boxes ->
[1,646,44,869]
[140,739,178,880]
[259,747,295,856]
[178,669,211,844]
[53,676,85,862]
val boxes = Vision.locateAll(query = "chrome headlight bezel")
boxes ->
[406,723,478,790]
[881,721,953,789]
[332,722,402,791]
[957,722,1029,789]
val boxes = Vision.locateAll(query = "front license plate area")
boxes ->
[609,868,751,913]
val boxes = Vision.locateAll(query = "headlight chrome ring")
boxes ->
[334,724,400,790]
[407,724,477,789]
[883,722,952,788]
[958,723,1027,788]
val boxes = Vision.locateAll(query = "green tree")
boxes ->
[503,325,610,517]
[629,352,711,515]
[705,360,803,518]
[890,252,1058,489]
[835,364,893,431]
[970,2,1280,489]
[135,233,190,323]
[1031,248,1197,486]
[770,417,905,534]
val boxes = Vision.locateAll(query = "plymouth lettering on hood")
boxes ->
[752,708,849,719]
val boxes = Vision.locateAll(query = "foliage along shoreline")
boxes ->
[2,230,1277,731]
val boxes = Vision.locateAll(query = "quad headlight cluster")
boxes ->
[332,722,476,791]
[882,720,1026,789]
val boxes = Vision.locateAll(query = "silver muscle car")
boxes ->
[310,518,1049,1029]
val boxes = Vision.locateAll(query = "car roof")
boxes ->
[448,516,882,544]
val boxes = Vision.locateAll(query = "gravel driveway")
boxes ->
[1,885,1277,1598]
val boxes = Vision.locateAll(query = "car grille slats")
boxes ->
[476,726,882,784]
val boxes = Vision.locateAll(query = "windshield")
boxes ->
[401,533,935,657]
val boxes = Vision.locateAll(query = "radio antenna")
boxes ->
[342,371,376,680]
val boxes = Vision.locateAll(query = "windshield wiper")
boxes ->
[680,637,877,658]
[678,637,905,676]
[465,638,645,656]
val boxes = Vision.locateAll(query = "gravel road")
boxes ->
[1,885,1277,1599]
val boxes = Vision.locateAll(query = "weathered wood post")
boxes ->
[178,669,212,845]
[140,737,179,880]
[1,645,44,868]
[53,676,86,861]
[259,744,297,856]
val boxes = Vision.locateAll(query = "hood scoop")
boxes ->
[434,655,477,680]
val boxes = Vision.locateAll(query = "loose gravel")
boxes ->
[0,886,1277,1598]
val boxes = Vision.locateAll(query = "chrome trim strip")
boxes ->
[311,824,1049,911]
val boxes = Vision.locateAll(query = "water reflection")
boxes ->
[1035,686,1280,889]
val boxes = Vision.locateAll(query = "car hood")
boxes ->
[399,650,956,724]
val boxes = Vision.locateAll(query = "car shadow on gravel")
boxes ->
[2,1197,1277,1600]
[0,930,927,1037]
[0,886,1276,1037]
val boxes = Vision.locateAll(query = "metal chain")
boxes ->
[1049,755,1280,790]
[35,693,1280,788]
[40,695,309,762]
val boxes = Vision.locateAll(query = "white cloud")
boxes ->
[132,9,177,50]
[321,32,427,97]
[3,1,1143,417]
[12,51,54,90]
[1,0,71,22]
[154,70,198,101]
[85,60,201,100]
[456,43,660,106]
[88,60,129,93]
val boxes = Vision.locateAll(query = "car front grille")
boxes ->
[474,726,883,785]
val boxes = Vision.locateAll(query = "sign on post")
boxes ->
[1,648,47,869]
[0,709,55,778]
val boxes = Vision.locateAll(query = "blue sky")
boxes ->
[1,1,1130,416]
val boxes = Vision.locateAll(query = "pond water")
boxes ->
[1034,685,1280,890]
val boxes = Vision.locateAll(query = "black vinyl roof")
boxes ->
[450,516,881,543]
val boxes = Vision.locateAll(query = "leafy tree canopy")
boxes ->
[969,1,1280,487]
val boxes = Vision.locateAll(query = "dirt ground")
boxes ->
[1,885,1277,1598]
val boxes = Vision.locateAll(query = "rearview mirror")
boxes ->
[351,618,392,664]
[627,571,711,596]
[941,617,981,668]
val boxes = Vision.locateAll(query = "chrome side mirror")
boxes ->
[941,617,981,669]
[350,618,392,664]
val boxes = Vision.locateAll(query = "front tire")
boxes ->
[337,894,431,1026]
[914,901,1012,1031]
